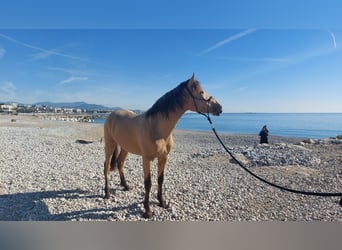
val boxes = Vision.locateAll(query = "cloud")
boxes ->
[60,76,89,84]
[1,81,16,92]
[0,46,5,58]
[31,43,80,61]
[0,81,17,99]
[200,29,257,55]
[46,66,87,75]
[328,30,337,49]
[0,33,95,63]
[31,48,59,60]
[233,86,248,93]
[213,56,292,63]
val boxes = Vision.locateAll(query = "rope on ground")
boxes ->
[200,113,342,206]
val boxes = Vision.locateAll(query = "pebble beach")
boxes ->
[0,114,341,221]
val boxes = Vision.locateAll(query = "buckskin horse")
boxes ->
[103,74,222,218]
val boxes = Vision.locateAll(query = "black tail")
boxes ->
[110,148,119,171]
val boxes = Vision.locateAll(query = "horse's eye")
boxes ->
[200,91,204,95]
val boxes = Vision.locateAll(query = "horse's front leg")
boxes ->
[104,146,115,199]
[157,155,168,208]
[142,157,153,218]
[104,144,119,199]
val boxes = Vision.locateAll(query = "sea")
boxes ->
[94,113,342,139]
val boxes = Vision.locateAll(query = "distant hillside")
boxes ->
[34,102,121,111]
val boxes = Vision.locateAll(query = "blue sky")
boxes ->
[0,1,342,112]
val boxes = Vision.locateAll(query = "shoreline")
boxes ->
[1,113,307,141]
[0,114,341,221]
[4,113,339,141]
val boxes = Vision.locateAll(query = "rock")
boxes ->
[331,139,342,145]
[232,142,321,167]
[302,139,315,144]
[75,139,94,144]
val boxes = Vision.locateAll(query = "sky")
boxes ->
[0,1,342,113]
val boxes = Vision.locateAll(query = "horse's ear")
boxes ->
[189,73,195,84]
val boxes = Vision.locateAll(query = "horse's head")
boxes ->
[185,74,222,116]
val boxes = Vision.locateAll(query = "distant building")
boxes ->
[54,107,62,113]
[63,108,74,114]
[0,103,17,113]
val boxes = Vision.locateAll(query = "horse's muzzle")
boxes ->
[211,103,223,116]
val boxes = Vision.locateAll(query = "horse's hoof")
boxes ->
[159,200,169,209]
[143,210,153,219]
[120,180,130,191]
[104,194,110,199]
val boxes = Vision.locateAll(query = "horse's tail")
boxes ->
[109,147,119,171]
[104,156,117,172]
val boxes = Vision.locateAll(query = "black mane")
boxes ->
[145,79,190,118]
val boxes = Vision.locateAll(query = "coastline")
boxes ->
[0,114,341,221]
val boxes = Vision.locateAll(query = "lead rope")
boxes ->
[198,112,342,206]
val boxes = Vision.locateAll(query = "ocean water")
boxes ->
[94,113,342,139]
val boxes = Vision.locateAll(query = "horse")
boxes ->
[103,74,222,218]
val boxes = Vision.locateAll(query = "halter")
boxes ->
[185,85,213,119]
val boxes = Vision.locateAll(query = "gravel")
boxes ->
[0,115,341,221]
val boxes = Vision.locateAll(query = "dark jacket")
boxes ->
[259,128,269,144]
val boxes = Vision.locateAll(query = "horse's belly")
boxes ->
[118,137,170,158]
[154,139,171,156]
[115,133,142,155]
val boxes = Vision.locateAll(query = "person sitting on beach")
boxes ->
[259,125,269,144]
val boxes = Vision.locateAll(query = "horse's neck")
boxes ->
[149,109,185,139]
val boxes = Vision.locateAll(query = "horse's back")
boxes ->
[105,109,138,134]
[108,109,137,119]
[105,109,136,124]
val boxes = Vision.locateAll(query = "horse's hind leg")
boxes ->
[117,149,130,191]
[104,141,117,199]
[104,162,111,199]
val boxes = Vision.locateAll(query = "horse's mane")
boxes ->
[145,79,191,118]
